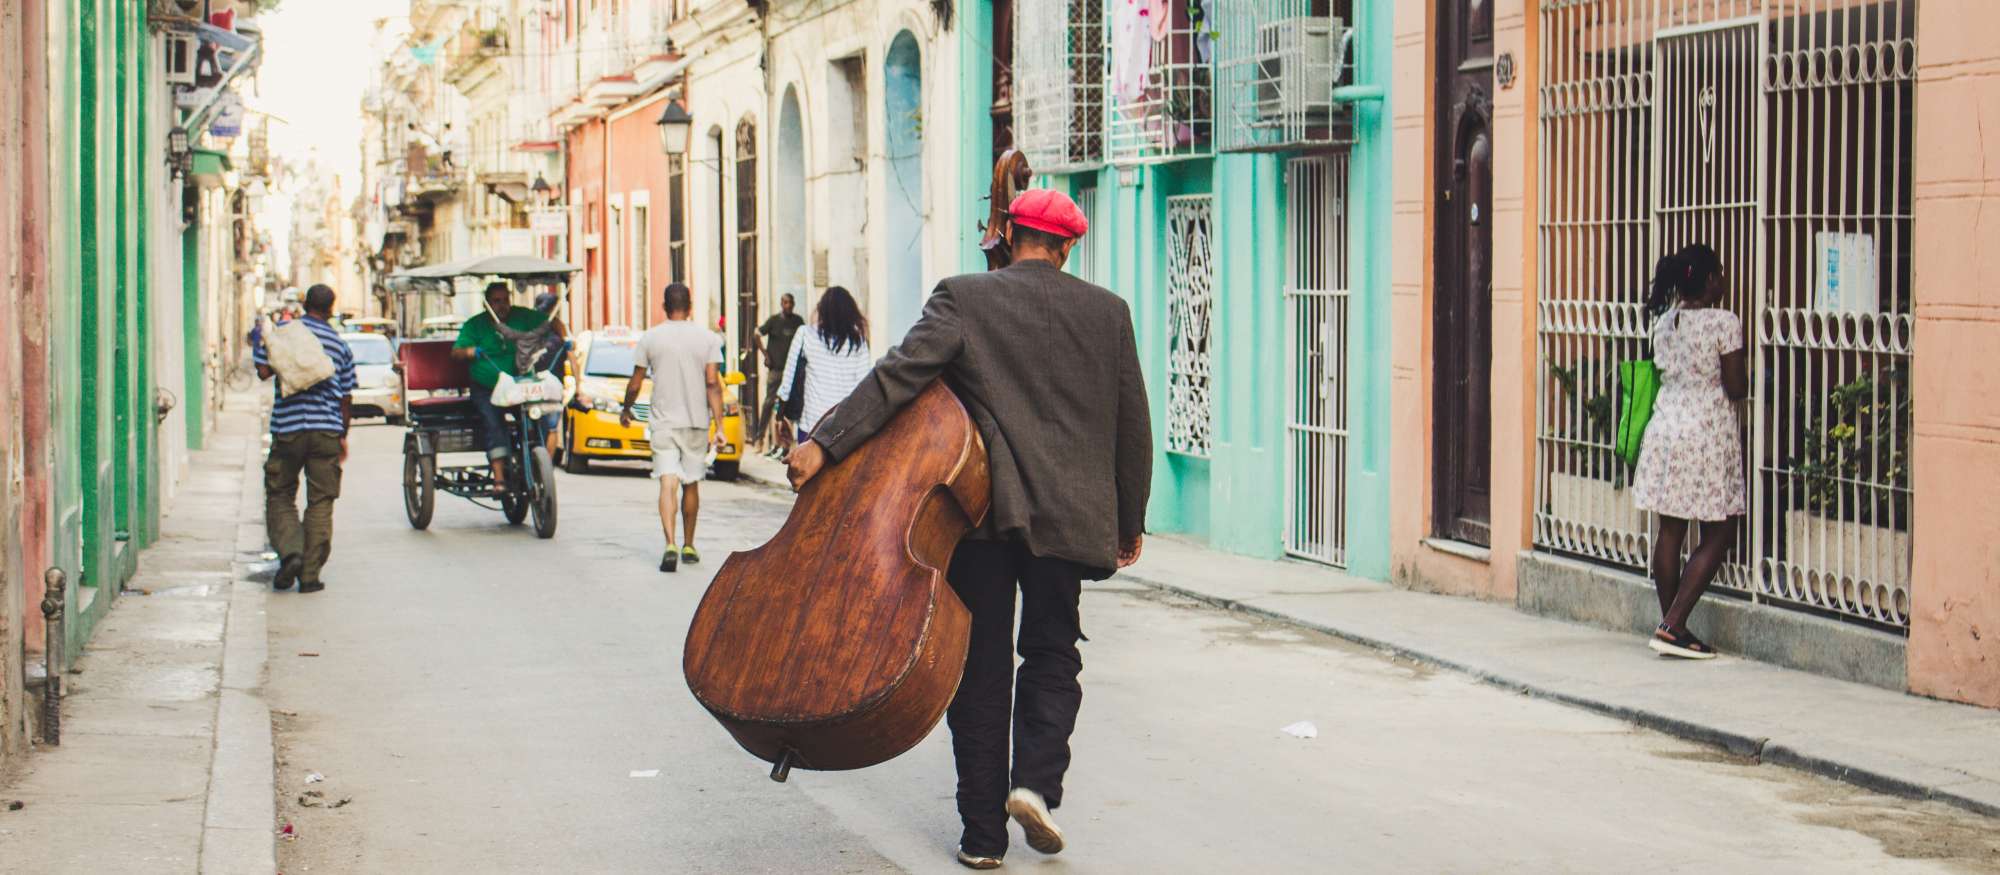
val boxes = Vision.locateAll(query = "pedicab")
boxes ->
[389,256,579,538]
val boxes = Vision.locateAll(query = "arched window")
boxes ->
[884,31,925,339]
[775,87,809,313]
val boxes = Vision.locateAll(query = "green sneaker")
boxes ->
[681,545,701,565]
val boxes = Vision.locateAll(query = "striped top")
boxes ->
[776,325,874,434]
[254,316,357,435]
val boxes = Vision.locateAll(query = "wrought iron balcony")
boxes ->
[1213,1,1353,152]
[1105,2,1214,165]
[1014,0,1106,173]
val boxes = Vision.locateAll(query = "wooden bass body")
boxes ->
[684,381,991,779]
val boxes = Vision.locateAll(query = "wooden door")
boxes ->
[1433,0,1495,546]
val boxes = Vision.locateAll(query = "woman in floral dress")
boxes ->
[1630,244,1748,659]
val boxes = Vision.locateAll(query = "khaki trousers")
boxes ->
[264,431,344,583]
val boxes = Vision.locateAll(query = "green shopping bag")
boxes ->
[1615,359,1661,468]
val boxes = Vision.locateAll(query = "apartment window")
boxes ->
[632,201,651,328]
[667,154,686,284]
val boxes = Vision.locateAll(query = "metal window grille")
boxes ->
[1285,154,1351,566]
[1166,195,1216,458]
[1535,1,1916,629]
[1106,1,1215,164]
[1213,0,1355,153]
[1074,184,1101,284]
[1015,0,1106,172]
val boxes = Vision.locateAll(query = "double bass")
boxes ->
[683,150,1024,781]
[979,149,1034,271]
[683,385,989,780]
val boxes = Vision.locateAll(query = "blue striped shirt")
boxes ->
[254,316,357,435]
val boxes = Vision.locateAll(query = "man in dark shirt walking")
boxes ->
[789,190,1151,869]
[254,284,357,594]
[752,293,805,455]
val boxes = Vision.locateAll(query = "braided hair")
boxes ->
[1645,243,1722,319]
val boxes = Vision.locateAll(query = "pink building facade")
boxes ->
[1907,0,2000,708]
[1390,0,1998,708]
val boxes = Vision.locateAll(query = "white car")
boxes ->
[342,333,406,424]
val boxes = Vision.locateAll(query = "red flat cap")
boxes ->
[1008,188,1090,239]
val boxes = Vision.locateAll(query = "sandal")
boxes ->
[1648,624,1718,660]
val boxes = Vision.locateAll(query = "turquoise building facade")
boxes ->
[955,0,1395,579]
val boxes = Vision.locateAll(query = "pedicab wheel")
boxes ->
[710,459,740,482]
[403,450,436,530]
[529,446,558,539]
[501,484,530,525]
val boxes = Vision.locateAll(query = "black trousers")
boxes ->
[944,539,1086,858]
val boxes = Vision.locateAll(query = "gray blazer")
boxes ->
[813,259,1153,574]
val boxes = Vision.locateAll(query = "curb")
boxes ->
[1122,573,2000,820]
[198,410,278,874]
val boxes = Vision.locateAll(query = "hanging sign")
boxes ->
[210,92,245,139]
[529,208,567,236]
[1814,231,1880,315]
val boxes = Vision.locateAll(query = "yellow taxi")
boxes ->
[559,327,748,480]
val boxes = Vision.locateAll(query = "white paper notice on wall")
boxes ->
[1814,231,1879,315]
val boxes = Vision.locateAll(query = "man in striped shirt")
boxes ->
[253,284,357,594]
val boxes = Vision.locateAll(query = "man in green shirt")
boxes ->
[454,281,550,490]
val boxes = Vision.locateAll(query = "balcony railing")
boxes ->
[1105,3,1214,165]
[1014,0,1105,173]
[1213,1,1353,152]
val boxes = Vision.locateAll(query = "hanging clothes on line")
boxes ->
[1189,0,1214,63]
[1112,0,1156,105]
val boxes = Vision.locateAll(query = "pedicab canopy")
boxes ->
[389,255,581,288]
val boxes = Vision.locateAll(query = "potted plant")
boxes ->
[1544,359,1644,555]
[1783,369,1913,614]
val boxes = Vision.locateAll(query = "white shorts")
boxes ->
[649,426,710,482]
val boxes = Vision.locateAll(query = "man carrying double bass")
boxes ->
[788,189,1152,869]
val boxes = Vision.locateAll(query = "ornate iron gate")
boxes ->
[1166,195,1216,458]
[1284,155,1350,566]
[1535,1,1917,628]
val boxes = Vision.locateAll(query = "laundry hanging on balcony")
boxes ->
[1187,0,1212,63]
[1111,0,1158,104]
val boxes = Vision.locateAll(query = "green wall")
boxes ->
[1344,0,1393,581]
[54,0,156,649]
[952,0,1396,579]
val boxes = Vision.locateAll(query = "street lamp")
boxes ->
[656,102,692,157]
[168,127,191,178]
[530,173,553,206]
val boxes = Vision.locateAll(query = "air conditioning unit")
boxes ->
[164,33,198,86]
[1252,17,1345,123]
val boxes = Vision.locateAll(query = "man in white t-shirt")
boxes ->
[619,282,726,573]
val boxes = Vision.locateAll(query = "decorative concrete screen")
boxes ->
[1535,0,1917,628]
[1212,0,1355,153]
[1166,195,1216,458]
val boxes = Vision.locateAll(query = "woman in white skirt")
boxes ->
[1630,244,1748,659]
[777,286,874,441]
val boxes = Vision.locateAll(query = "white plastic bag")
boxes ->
[265,319,335,398]
[490,370,565,407]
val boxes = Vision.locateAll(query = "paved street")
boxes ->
[257,423,2000,874]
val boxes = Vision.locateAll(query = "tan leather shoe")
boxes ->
[1006,788,1065,855]
[955,848,1002,870]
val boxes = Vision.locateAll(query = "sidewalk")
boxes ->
[0,390,277,873]
[1120,536,2000,818]
[733,460,2000,819]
